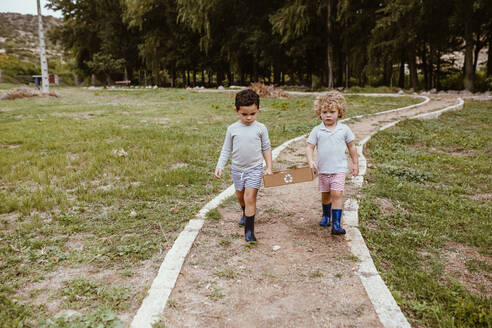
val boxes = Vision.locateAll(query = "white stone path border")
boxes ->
[131,93,447,328]
[344,97,464,328]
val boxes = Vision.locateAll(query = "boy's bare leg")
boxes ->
[321,192,331,205]
[243,187,258,216]
[330,190,343,209]
[235,190,246,208]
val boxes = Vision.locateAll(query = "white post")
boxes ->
[37,0,49,93]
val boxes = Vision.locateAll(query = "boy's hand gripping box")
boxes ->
[263,166,316,188]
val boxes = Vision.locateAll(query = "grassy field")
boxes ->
[0,86,420,326]
[360,100,491,327]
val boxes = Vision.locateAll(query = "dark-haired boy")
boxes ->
[215,89,273,243]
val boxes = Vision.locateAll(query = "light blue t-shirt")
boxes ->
[216,121,271,172]
[307,122,355,174]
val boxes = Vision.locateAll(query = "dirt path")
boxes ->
[162,95,459,327]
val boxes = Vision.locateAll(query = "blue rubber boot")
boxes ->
[245,215,257,243]
[239,206,245,226]
[320,203,331,227]
[331,209,346,235]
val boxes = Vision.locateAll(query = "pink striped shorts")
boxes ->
[318,173,346,192]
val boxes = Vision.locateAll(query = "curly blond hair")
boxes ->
[314,91,347,118]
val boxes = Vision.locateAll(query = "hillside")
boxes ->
[0,12,64,63]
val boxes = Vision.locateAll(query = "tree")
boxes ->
[85,52,125,85]
[48,0,140,82]
[270,0,333,87]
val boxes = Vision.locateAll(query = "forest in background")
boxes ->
[2,0,492,91]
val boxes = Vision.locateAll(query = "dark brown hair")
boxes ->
[235,89,260,110]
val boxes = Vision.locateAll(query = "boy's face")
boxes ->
[320,107,339,126]
[236,104,259,125]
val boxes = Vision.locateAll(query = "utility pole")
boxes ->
[37,0,49,93]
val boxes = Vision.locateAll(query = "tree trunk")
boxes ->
[240,71,245,85]
[326,0,334,88]
[201,70,205,86]
[429,44,434,89]
[124,67,128,81]
[488,38,492,77]
[463,3,474,91]
[383,60,391,86]
[473,40,483,74]
[193,70,197,86]
[436,50,441,89]
[399,55,405,89]
[345,58,349,89]
[273,66,280,85]
[408,45,418,90]
[171,66,176,87]
[422,44,428,89]
[227,71,233,86]
[217,69,225,86]
[337,49,343,87]
[252,61,258,82]
[105,72,111,86]
[208,71,212,87]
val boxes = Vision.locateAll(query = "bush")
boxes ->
[249,82,291,98]
[0,54,38,77]
[473,71,492,92]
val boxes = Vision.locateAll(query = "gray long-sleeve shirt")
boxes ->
[216,121,271,172]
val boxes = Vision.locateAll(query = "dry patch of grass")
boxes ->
[1,87,60,100]
[444,242,491,297]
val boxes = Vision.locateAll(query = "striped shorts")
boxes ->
[318,172,346,192]
[231,165,263,191]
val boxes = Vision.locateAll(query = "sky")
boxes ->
[0,0,62,18]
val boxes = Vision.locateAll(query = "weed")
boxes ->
[60,277,131,311]
[335,273,343,279]
[44,308,124,328]
[219,238,231,247]
[207,287,225,300]
[167,299,178,309]
[206,208,221,220]
[309,269,324,278]
[152,320,168,328]
[336,254,360,262]
[263,271,279,279]
[214,268,238,280]
[466,259,491,274]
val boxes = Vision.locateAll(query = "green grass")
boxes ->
[0,86,420,325]
[60,277,131,311]
[360,100,492,327]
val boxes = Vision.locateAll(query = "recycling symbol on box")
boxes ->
[283,173,293,183]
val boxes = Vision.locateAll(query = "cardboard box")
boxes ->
[263,166,316,188]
